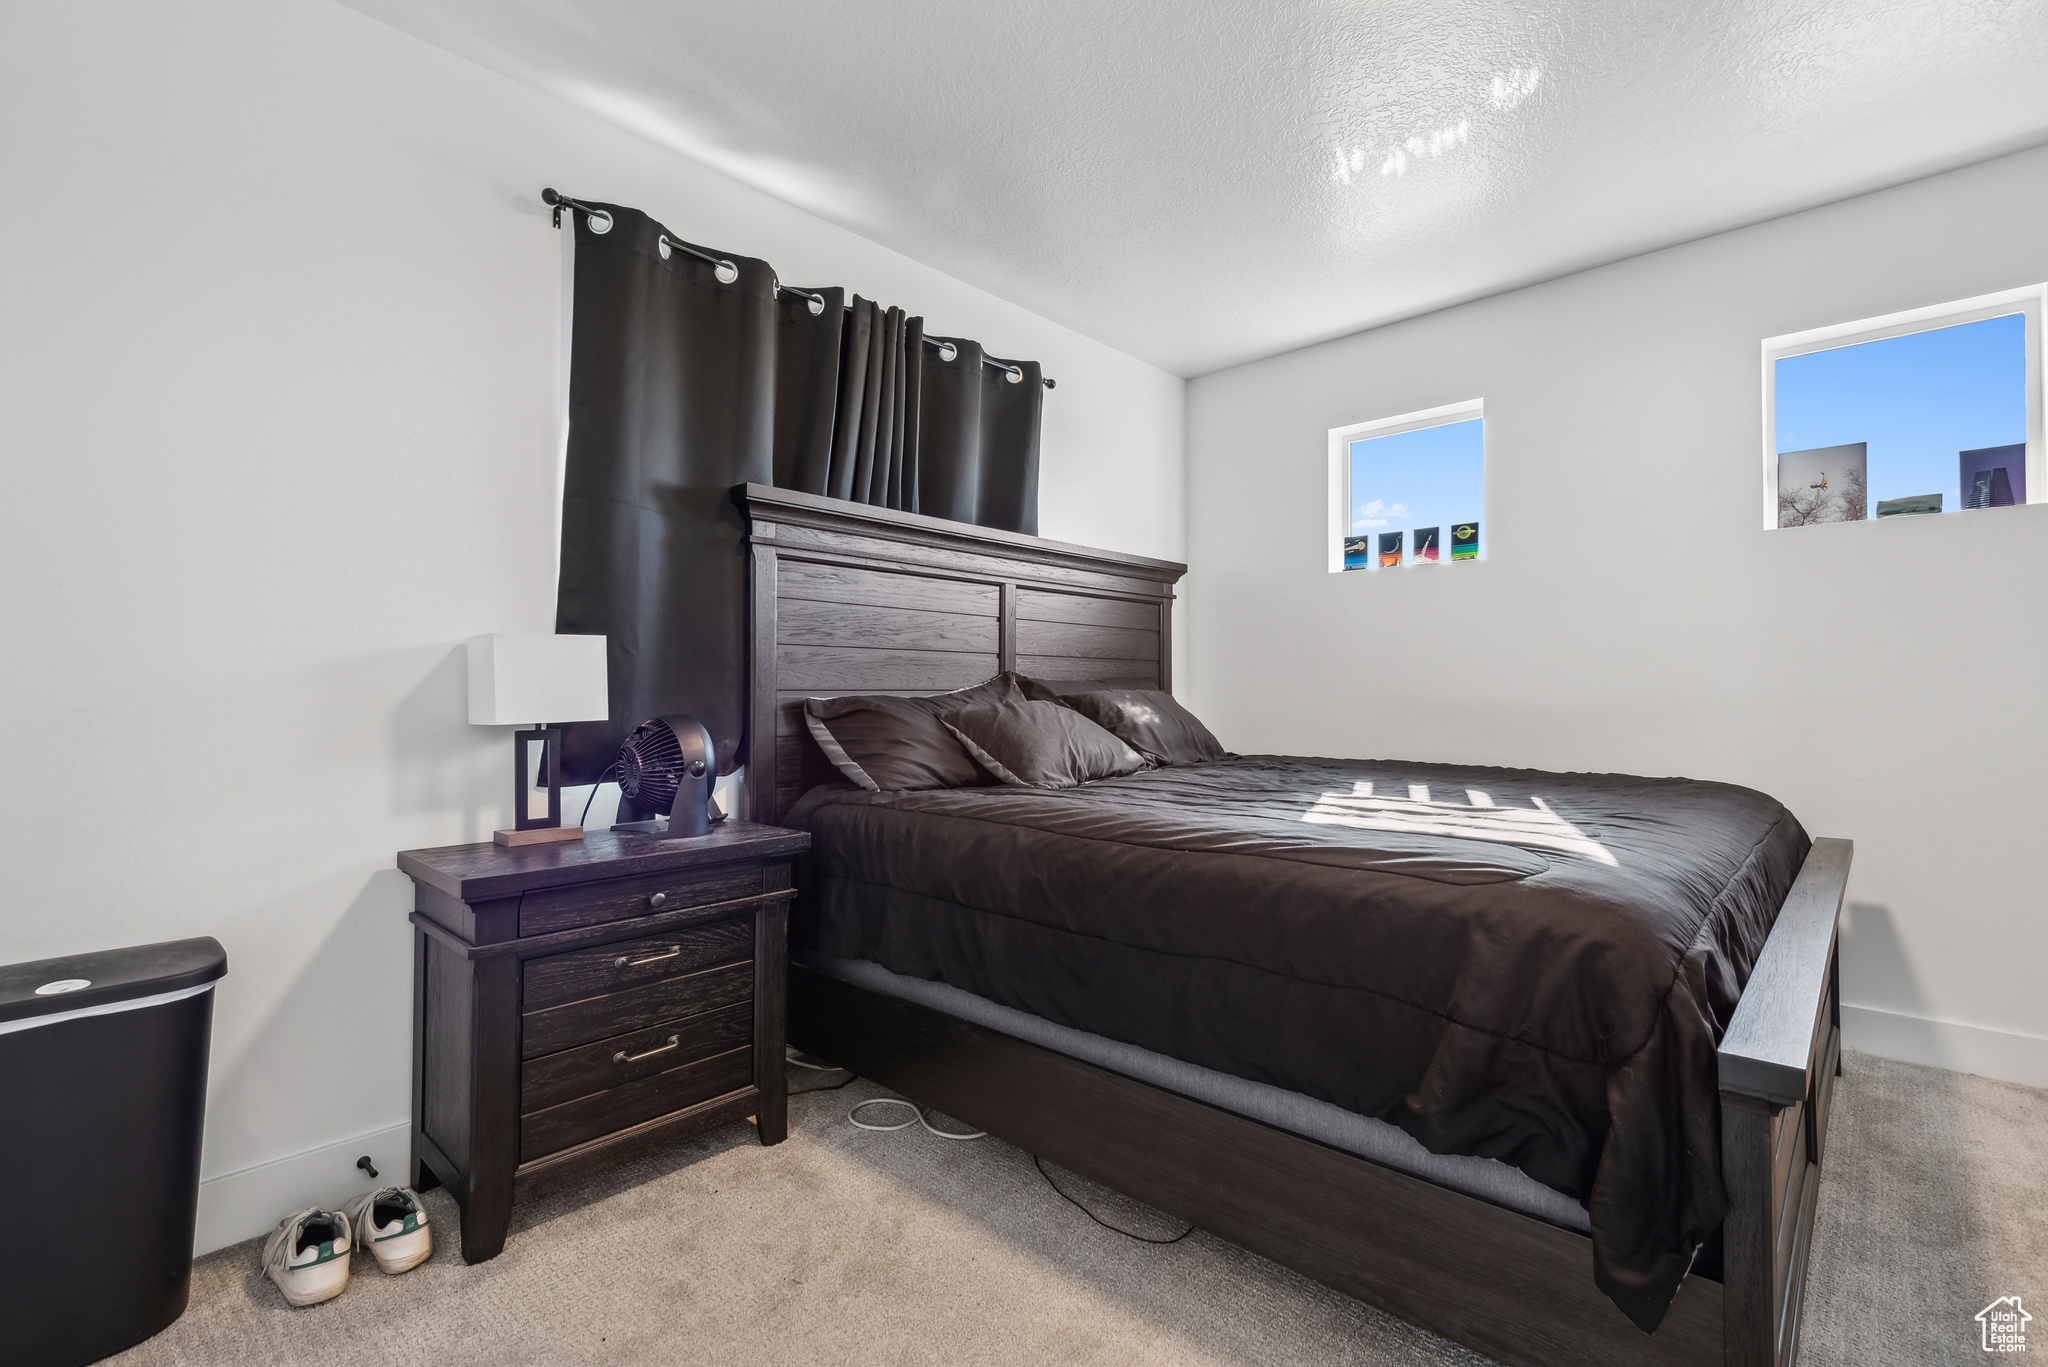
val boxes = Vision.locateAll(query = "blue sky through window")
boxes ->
[1348,418,1484,566]
[1775,313,2026,513]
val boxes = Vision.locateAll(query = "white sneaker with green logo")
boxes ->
[343,1186,432,1274]
[262,1208,352,1307]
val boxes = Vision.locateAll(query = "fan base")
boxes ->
[609,817,710,838]
[493,825,585,848]
[610,808,727,839]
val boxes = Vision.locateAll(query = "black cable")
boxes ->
[794,1063,1183,1237]
[578,764,618,828]
[785,1049,860,1096]
[1032,1155,1195,1245]
[789,1071,860,1096]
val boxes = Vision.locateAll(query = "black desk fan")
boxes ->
[609,715,725,838]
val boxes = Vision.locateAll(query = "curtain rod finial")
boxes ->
[543,188,612,233]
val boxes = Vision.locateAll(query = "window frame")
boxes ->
[1759,285,2046,530]
[1326,398,1485,574]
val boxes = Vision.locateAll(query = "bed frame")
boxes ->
[735,482,1849,1367]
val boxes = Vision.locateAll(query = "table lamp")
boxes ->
[467,633,610,847]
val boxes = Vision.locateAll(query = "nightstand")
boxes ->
[396,821,809,1263]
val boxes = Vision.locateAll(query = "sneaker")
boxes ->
[263,1208,352,1307]
[343,1186,432,1274]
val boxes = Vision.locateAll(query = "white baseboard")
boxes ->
[1842,1005,2048,1090]
[194,1121,412,1256]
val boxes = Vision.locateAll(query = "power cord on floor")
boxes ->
[1032,1155,1196,1245]
[792,1072,859,1096]
[784,1046,860,1096]
[790,1050,989,1140]
[796,1040,1193,1245]
[848,1097,988,1140]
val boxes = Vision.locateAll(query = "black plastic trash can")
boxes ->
[0,938,227,1367]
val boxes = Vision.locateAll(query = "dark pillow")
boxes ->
[1057,689,1226,767]
[803,674,1024,791]
[1018,676,1114,702]
[940,700,1149,790]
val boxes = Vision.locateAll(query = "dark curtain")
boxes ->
[555,199,1044,783]
[554,203,774,783]
[769,301,1040,529]
[778,295,926,512]
[920,337,1043,534]
[771,285,845,497]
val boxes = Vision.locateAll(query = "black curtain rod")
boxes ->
[915,333,1054,389]
[543,188,1055,390]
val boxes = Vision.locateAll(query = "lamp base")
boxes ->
[493,825,585,848]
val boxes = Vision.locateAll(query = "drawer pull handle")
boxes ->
[614,947,682,969]
[613,1034,680,1064]
[647,891,668,909]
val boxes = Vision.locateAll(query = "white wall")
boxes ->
[1185,144,2048,1089]
[0,0,1183,1251]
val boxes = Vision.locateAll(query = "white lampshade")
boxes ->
[467,634,610,726]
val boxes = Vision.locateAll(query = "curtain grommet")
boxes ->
[1004,365,1023,384]
[937,342,959,363]
[658,234,736,283]
[774,280,828,315]
[586,210,614,235]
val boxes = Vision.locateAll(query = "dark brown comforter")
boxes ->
[788,756,1809,1330]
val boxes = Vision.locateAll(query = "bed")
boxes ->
[735,482,1847,1367]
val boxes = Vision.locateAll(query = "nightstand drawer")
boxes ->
[521,1000,753,1113]
[522,917,755,1012]
[520,1045,754,1162]
[521,960,752,1060]
[518,863,766,937]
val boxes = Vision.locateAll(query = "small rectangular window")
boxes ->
[1327,400,1484,573]
[1763,287,2045,528]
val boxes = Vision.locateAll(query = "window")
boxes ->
[1327,400,1484,573]
[1763,286,2045,528]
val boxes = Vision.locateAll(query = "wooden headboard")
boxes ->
[734,483,1188,825]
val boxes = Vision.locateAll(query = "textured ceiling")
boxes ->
[342,0,2048,376]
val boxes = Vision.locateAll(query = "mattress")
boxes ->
[787,755,1809,1329]
[801,951,1594,1232]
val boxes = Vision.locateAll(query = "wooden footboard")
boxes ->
[1716,837,1851,1367]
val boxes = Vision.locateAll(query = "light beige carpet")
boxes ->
[114,1051,2043,1366]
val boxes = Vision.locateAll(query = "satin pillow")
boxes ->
[1056,689,1227,767]
[940,699,1149,790]
[803,673,1025,791]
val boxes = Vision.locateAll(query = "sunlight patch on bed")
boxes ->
[1301,783,1618,865]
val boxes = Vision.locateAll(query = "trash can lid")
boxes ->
[0,937,227,1027]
